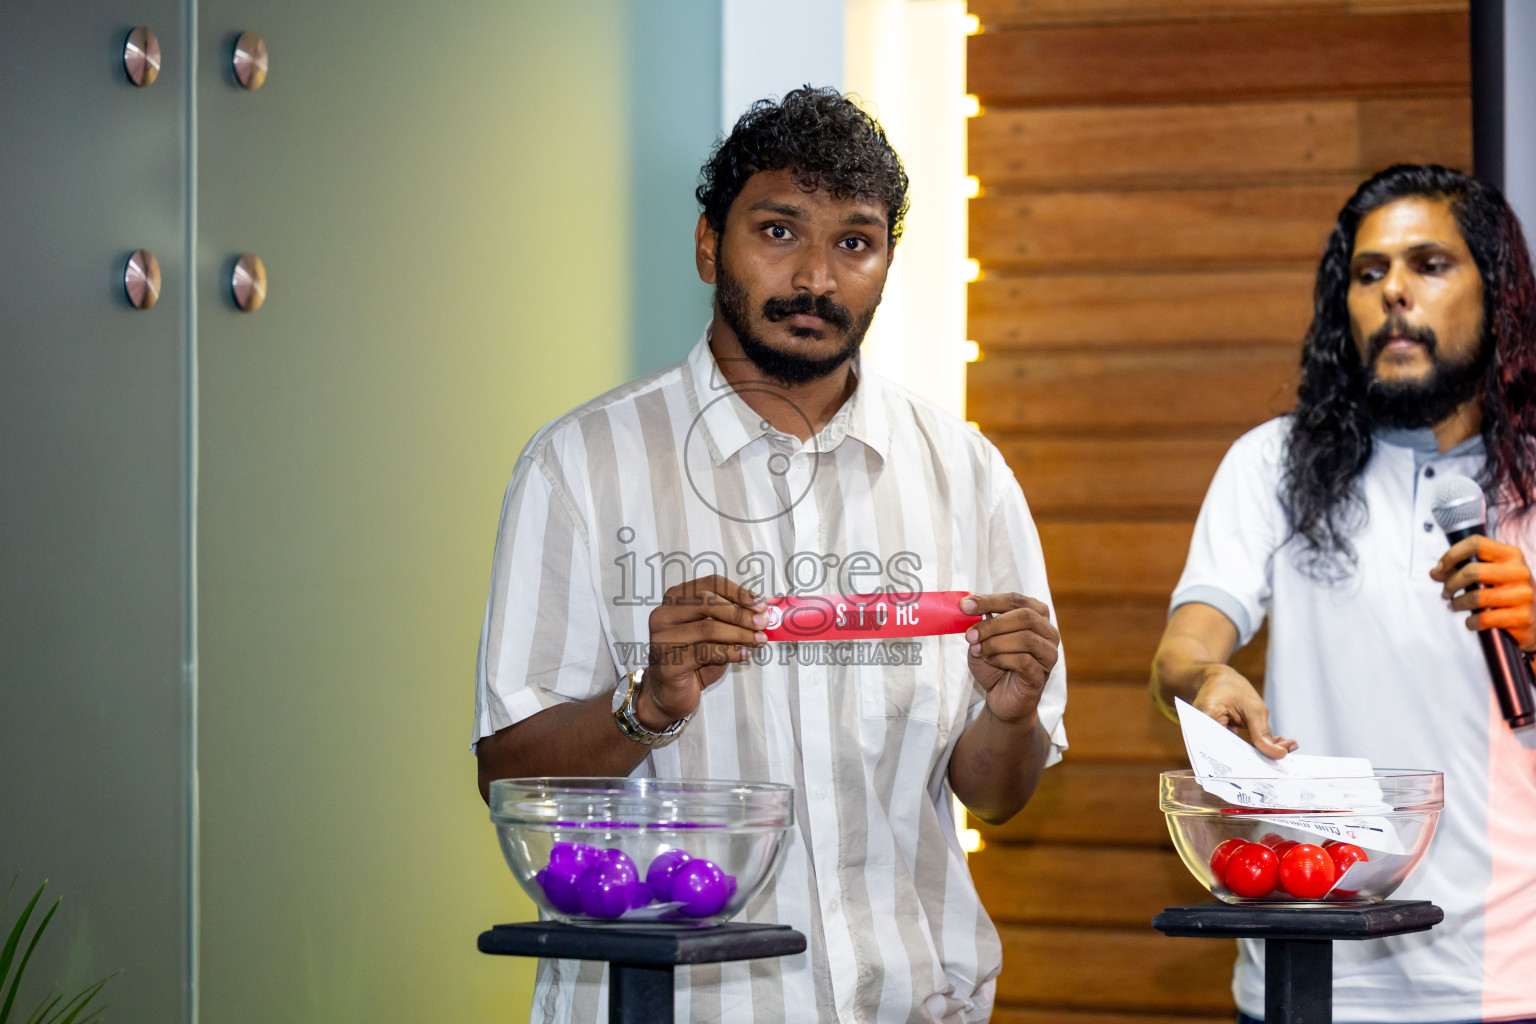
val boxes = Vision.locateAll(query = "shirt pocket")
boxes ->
[856,636,962,730]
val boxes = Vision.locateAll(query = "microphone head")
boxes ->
[1431,474,1487,534]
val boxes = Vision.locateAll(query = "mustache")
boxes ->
[761,291,854,332]
[1367,317,1439,361]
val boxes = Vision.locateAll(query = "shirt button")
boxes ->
[1425,466,1437,478]
[827,899,840,913]
[816,785,830,799]
[1424,521,1434,532]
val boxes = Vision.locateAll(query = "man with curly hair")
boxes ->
[1153,165,1536,1022]
[474,87,1067,1022]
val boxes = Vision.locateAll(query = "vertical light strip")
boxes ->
[846,1,974,851]
[844,0,967,418]
[182,0,200,1018]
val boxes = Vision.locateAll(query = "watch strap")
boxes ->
[613,669,691,747]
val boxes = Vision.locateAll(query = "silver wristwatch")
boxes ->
[611,668,691,747]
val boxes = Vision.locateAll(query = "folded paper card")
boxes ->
[1175,698,1403,854]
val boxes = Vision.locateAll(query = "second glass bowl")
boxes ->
[1161,768,1442,906]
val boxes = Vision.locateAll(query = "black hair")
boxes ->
[1282,164,1536,579]
[696,85,910,248]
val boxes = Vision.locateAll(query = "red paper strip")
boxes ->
[762,591,982,641]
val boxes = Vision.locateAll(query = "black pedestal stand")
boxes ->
[1151,900,1442,1023]
[479,922,807,1024]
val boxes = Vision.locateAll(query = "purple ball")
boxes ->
[548,841,599,877]
[537,866,584,915]
[630,882,655,909]
[578,861,638,919]
[645,849,692,894]
[594,848,638,877]
[670,858,731,918]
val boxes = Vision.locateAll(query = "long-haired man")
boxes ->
[1153,165,1536,1022]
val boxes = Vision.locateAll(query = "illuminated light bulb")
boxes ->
[962,94,982,118]
[960,828,985,854]
[963,13,982,35]
[962,340,981,362]
[963,258,981,282]
[963,175,981,199]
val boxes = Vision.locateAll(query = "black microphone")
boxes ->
[1432,474,1536,728]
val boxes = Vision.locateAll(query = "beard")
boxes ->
[715,251,881,386]
[1362,315,1487,430]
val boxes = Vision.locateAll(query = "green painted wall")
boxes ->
[0,3,719,1020]
[625,1,722,375]
[0,5,192,1022]
[195,3,715,1021]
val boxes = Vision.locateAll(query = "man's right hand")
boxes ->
[1193,664,1297,759]
[639,575,768,730]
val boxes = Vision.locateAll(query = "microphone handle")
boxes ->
[1445,524,1536,727]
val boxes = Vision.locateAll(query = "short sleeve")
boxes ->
[981,447,1069,769]
[472,449,615,750]
[1170,420,1288,647]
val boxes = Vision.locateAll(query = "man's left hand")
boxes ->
[1430,537,1536,651]
[961,592,1059,726]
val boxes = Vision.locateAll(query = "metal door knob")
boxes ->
[124,250,161,309]
[232,31,268,90]
[231,254,266,311]
[124,27,161,87]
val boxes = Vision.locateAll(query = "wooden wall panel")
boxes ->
[968,271,1316,348]
[971,186,1348,273]
[1037,522,1193,600]
[970,101,1361,188]
[1358,97,1473,169]
[996,436,1235,517]
[996,927,1237,1012]
[968,349,1297,432]
[1057,600,1270,682]
[978,762,1171,846]
[1064,681,1188,760]
[969,12,1468,107]
[1056,602,1183,680]
[970,845,1210,925]
[970,97,1471,191]
[965,3,1468,1016]
[970,0,1460,28]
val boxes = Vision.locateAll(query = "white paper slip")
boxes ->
[1255,814,1407,856]
[1175,698,1388,812]
[1327,853,1406,895]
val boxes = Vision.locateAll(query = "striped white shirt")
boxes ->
[474,329,1068,1024]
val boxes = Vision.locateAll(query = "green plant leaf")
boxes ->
[0,899,58,1024]
[1,873,17,919]
[42,976,109,1024]
[0,881,47,1023]
[24,991,61,1024]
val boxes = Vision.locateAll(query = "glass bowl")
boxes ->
[1160,769,1442,906]
[490,777,795,927]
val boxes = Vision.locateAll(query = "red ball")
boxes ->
[1327,842,1369,874]
[1278,844,1337,900]
[1272,840,1299,858]
[1209,839,1247,887]
[1225,844,1280,898]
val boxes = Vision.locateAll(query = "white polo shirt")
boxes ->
[1173,417,1536,1023]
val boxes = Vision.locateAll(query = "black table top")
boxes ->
[1152,900,1443,942]
[478,922,807,966]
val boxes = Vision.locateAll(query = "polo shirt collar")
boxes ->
[682,326,891,467]
[1375,426,1485,459]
